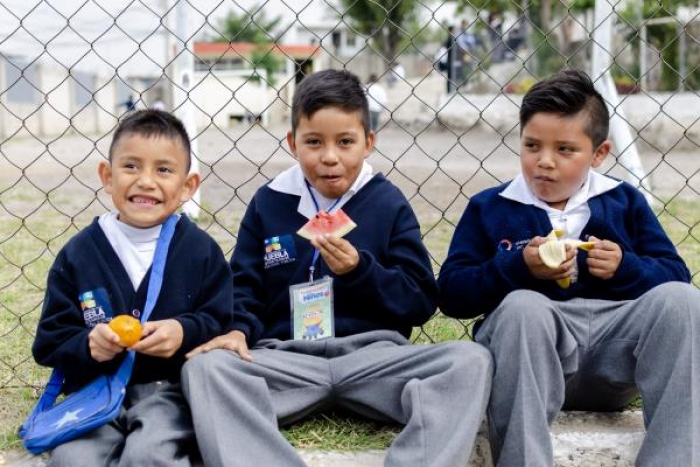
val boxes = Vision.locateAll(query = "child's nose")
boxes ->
[137,171,156,187]
[537,150,556,168]
[320,148,339,164]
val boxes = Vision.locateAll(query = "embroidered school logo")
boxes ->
[513,238,531,250]
[497,239,512,251]
[264,234,297,269]
[265,237,282,253]
[79,288,114,328]
[497,238,531,252]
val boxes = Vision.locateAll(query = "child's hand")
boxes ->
[89,323,125,362]
[130,319,183,358]
[311,234,359,275]
[524,236,576,281]
[185,330,252,362]
[585,236,622,280]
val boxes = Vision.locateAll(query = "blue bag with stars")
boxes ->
[19,352,134,454]
[19,215,178,454]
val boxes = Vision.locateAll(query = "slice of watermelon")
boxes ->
[297,209,357,240]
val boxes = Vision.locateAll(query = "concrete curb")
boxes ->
[1,411,645,466]
[302,410,645,467]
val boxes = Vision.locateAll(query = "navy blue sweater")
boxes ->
[230,174,438,345]
[32,216,233,394]
[438,180,690,319]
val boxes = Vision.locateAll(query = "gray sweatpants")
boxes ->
[47,381,195,467]
[181,330,492,467]
[475,282,700,467]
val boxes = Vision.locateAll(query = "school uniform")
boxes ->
[33,214,233,467]
[182,163,493,467]
[439,172,700,466]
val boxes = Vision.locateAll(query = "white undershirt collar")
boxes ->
[268,162,374,219]
[98,212,177,290]
[499,171,621,239]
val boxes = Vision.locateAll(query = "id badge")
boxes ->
[290,277,334,341]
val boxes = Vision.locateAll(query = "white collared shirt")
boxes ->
[268,162,374,219]
[499,171,621,240]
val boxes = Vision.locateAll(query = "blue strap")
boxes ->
[36,214,179,406]
[140,214,178,324]
[33,369,64,413]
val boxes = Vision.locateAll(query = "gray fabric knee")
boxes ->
[485,290,558,337]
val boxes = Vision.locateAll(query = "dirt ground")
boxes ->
[2,121,698,252]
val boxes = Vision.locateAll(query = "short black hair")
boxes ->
[520,69,610,148]
[291,69,370,137]
[109,109,192,171]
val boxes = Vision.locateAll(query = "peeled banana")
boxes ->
[538,230,595,288]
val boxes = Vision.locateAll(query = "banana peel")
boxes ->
[538,230,595,288]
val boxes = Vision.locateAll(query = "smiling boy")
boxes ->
[180,69,492,467]
[438,69,700,466]
[32,110,233,466]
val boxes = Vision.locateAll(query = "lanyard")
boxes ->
[305,180,341,281]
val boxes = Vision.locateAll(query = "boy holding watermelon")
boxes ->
[181,69,493,467]
[438,69,700,466]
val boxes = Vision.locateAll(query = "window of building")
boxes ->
[72,70,94,108]
[4,56,39,104]
[346,31,356,48]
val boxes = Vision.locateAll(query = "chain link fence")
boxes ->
[2,0,700,444]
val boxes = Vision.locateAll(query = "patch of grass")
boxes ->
[412,313,474,344]
[658,198,700,285]
[282,411,400,451]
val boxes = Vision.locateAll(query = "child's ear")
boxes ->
[180,173,201,203]
[286,131,298,159]
[98,160,113,194]
[364,131,375,158]
[591,139,611,168]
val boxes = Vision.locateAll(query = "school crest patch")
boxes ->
[79,288,114,328]
[264,234,297,269]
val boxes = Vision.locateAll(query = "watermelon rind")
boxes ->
[331,219,357,238]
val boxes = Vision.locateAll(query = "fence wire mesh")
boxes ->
[2,0,700,442]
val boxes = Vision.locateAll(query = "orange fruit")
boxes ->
[108,315,142,347]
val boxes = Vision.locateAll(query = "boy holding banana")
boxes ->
[438,69,700,466]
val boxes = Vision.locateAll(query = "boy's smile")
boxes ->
[520,112,610,210]
[287,106,374,200]
[99,134,199,228]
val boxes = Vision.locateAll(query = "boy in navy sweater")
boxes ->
[32,110,233,466]
[181,69,492,467]
[439,69,700,466]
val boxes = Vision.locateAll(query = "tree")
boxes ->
[215,5,283,82]
[217,5,281,43]
[617,0,699,91]
[453,0,697,85]
[454,0,594,32]
[338,0,419,62]
[450,0,594,75]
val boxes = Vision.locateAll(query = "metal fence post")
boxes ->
[174,0,201,219]
[591,0,653,204]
